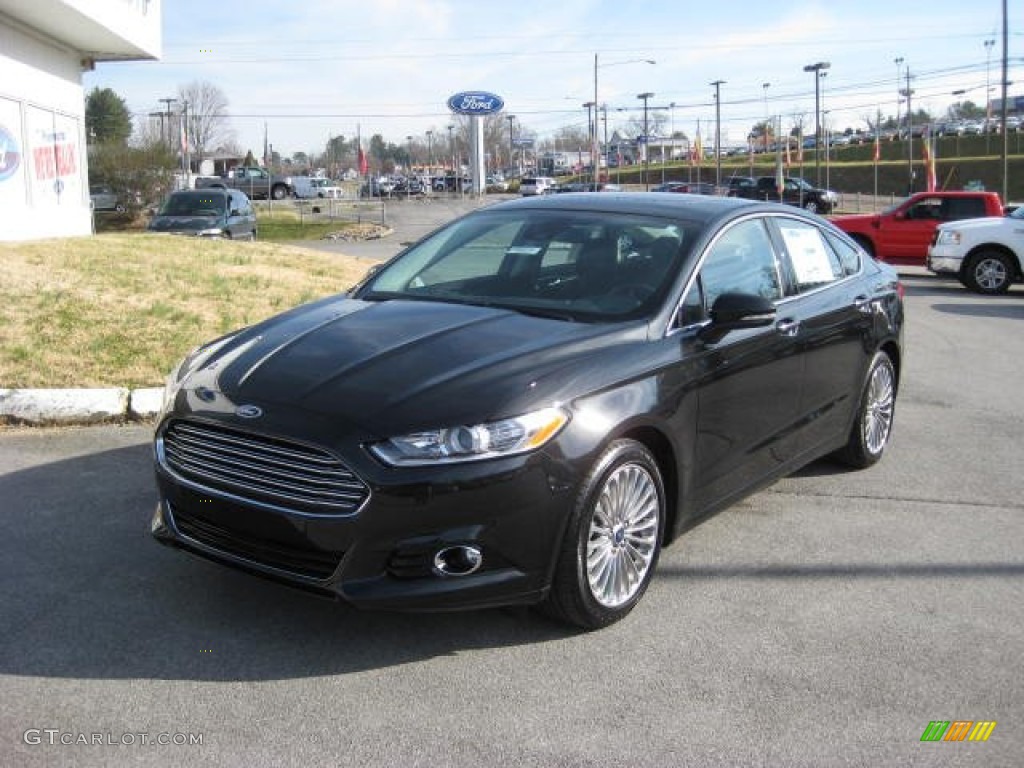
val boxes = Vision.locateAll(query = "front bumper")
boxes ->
[152,415,578,612]
[926,247,964,275]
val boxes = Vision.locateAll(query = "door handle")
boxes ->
[776,318,800,337]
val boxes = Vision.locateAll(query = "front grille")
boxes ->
[161,420,369,514]
[173,509,342,579]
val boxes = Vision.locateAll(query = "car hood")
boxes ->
[179,297,647,435]
[935,215,1009,231]
[149,214,223,232]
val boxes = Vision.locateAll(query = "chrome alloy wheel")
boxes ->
[586,463,661,608]
[863,358,895,456]
[974,256,1008,292]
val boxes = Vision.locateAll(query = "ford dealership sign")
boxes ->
[447,92,504,116]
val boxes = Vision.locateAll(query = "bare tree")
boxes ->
[178,80,234,162]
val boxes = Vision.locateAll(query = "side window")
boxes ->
[906,197,941,219]
[942,197,986,220]
[824,231,861,276]
[679,218,781,324]
[776,219,845,292]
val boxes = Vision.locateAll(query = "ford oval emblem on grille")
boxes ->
[235,404,263,419]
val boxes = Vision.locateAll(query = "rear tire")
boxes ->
[963,250,1013,295]
[271,184,288,200]
[835,351,896,468]
[539,439,664,630]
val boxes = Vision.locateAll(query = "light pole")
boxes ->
[594,54,655,183]
[426,130,433,177]
[158,97,177,147]
[506,114,515,177]
[762,82,770,151]
[406,135,414,180]
[985,38,996,154]
[582,101,595,181]
[637,92,653,191]
[902,68,915,193]
[802,61,830,186]
[447,123,454,178]
[711,80,725,188]
[894,57,904,139]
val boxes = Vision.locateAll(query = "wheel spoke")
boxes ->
[585,462,661,608]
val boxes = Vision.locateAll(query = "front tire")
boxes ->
[963,250,1014,295]
[835,351,896,468]
[540,439,664,629]
[271,184,288,200]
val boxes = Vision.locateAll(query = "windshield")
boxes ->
[159,192,227,217]
[1009,206,1024,220]
[356,209,699,322]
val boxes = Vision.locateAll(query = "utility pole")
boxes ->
[710,80,725,189]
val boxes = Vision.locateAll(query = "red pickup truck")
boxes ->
[832,191,1004,265]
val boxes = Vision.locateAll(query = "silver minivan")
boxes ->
[520,176,556,196]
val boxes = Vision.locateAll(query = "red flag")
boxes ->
[357,147,368,175]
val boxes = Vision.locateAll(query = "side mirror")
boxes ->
[699,292,776,344]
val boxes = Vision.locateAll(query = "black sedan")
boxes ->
[152,193,904,629]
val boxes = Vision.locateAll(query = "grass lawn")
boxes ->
[0,233,375,388]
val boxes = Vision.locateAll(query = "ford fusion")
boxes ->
[153,193,903,629]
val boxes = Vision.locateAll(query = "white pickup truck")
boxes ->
[927,207,1024,294]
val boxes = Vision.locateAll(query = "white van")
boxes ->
[520,176,556,196]
[293,176,345,199]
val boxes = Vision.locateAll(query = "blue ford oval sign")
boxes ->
[447,91,504,116]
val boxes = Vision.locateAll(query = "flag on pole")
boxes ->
[784,137,791,168]
[922,130,937,192]
[691,121,703,166]
[873,128,881,163]
[796,127,804,165]
[358,146,369,175]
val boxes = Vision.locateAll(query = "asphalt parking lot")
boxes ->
[1,212,1022,766]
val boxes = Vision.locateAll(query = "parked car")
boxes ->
[147,188,257,240]
[293,176,344,199]
[195,166,294,201]
[928,205,1024,294]
[832,191,1004,265]
[653,181,716,195]
[732,176,838,214]
[89,184,126,213]
[152,193,903,629]
[520,176,557,196]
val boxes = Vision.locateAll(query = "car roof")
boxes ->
[489,191,765,224]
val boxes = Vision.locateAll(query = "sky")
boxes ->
[84,0,1023,160]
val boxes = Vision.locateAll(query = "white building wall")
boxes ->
[0,22,90,240]
[0,1,160,241]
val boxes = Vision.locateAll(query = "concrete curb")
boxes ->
[0,387,164,425]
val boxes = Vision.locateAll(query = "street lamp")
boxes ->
[985,38,996,154]
[447,124,455,177]
[158,97,177,147]
[594,54,655,184]
[894,57,904,139]
[582,101,595,181]
[802,61,830,186]
[637,92,654,191]
[506,114,515,177]
[711,80,725,188]
[762,82,770,151]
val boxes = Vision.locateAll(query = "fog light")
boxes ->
[432,545,483,577]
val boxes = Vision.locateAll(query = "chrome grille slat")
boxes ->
[162,420,369,514]
[172,422,340,466]
[164,449,365,504]
[169,430,359,482]
[163,441,364,492]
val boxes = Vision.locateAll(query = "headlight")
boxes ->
[935,230,962,246]
[369,407,569,466]
[196,227,225,237]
